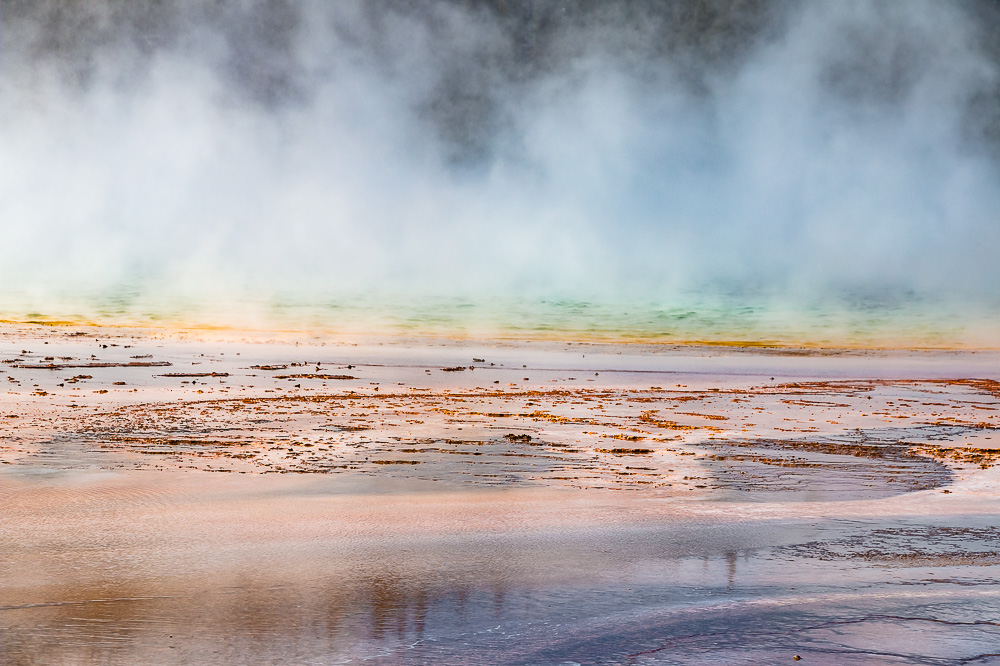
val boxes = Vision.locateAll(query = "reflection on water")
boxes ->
[3,286,999,346]
[4,471,1000,664]
[0,472,772,664]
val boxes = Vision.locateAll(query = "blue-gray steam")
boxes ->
[1,0,999,324]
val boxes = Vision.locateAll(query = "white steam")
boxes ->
[1,0,999,326]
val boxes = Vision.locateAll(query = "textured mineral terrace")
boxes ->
[3,325,998,496]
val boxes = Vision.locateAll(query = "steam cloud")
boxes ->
[2,0,999,325]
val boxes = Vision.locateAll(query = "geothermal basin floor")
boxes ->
[2,325,1000,663]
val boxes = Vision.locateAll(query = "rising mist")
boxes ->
[2,0,999,333]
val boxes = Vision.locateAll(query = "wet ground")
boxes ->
[2,325,1000,663]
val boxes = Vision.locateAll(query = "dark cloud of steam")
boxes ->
[2,0,1000,316]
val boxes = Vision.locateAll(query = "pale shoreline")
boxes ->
[3,322,1000,663]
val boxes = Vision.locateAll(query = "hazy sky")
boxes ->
[2,0,999,314]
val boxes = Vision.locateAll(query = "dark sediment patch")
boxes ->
[595,448,655,455]
[698,428,957,500]
[159,372,229,377]
[14,361,172,369]
[272,374,355,380]
[777,520,1000,567]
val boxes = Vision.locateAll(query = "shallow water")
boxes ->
[3,470,1000,665]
